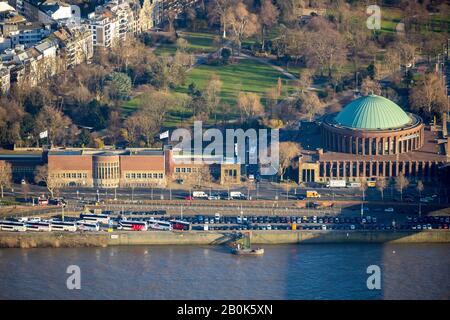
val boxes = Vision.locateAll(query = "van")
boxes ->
[192,191,208,199]
[229,191,247,200]
[306,190,321,198]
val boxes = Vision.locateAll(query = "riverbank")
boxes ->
[1,230,450,248]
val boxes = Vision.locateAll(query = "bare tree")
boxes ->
[34,164,58,199]
[237,92,265,122]
[35,105,73,147]
[298,91,324,121]
[409,72,448,119]
[278,142,301,181]
[21,182,30,202]
[416,180,424,199]
[395,171,409,201]
[207,0,236,38]
[303,18,348,77]
[224,1,260,55]
[360,77,382,95]
[259,0,279,51]
[297,69,314,94]
[376,177,387,201]
[204,74,223,119]
[0,161,12,198]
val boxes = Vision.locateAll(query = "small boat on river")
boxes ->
[231,232,264,256]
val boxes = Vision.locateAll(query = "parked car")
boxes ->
[384,207,394,213]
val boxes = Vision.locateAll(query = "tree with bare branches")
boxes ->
[237,92,265,122]
[376,177,387,201]
[278,142,301,181]
[0,161,12,198]
[395,172,409,201]
[224,1,260,55]
[34,164,58,199]
[259,0,279,51]
[409,72,448,119]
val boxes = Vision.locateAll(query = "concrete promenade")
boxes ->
[1,230,450,248]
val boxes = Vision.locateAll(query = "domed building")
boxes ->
[322,94,424,156]
[298,94,449,184]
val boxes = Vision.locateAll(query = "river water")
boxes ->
[0,244,449,300]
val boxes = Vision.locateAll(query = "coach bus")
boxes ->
[118,220,148,231]
[0,221,27,232]
[170,220,191,231]
[147,219,172,231]
[50,221,77,232]
[79,213,110,225]
[76,220,100,232]
[26,221,52,232]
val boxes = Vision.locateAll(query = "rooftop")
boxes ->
[334,94,412,130]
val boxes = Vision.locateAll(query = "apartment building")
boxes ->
[51,24,93,69]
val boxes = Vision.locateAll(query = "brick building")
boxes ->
[47,149,166,188]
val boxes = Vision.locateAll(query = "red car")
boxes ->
[185,196,193,201]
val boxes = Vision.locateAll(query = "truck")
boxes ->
[192,191,208,199]
[306,190,321,198]
[326,179,346,188]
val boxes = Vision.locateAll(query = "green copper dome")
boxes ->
[334,94,411,130]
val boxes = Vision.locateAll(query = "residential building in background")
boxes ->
[50,24,92,69]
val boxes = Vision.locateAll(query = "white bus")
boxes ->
[26,221,52,232]
[50,221,77,232]
[118,220,148,231]
[76,220,100,232]
[0,221,27,232]
[79,213,110,224]
[147,220,172,231]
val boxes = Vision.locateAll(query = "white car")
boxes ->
[350,225,355,230]
[384,208,394,213]
[266,224,272,230]
[321,225,327,230]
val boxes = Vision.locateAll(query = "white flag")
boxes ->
[159,130,169,139]
[39,130,48,139]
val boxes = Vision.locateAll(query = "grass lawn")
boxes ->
[154,31,218,56]
[175,57,296,111]
[121,57,298,127]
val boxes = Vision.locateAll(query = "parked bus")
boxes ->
[26,221,52,232]
[170,220,191,231]
[37,197,48,206]
[147,220,172,231]
[50,221,77,232]
[76,220,100,232]
[118,220,148,231]
[0,221,27,232]
[79,213,110,224]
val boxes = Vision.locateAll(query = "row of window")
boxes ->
[52,172,88,179]
[175,167,201,173]
[124,173,164,179]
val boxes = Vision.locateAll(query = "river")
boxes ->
[0,244,449,300]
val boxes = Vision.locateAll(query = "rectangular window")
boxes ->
[136,173,141,179]
[175,168,180,173]
[131,173,136,179]
[159,173,163,179]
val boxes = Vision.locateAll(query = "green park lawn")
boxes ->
[154,31,218,56]
[122,57,297,127]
